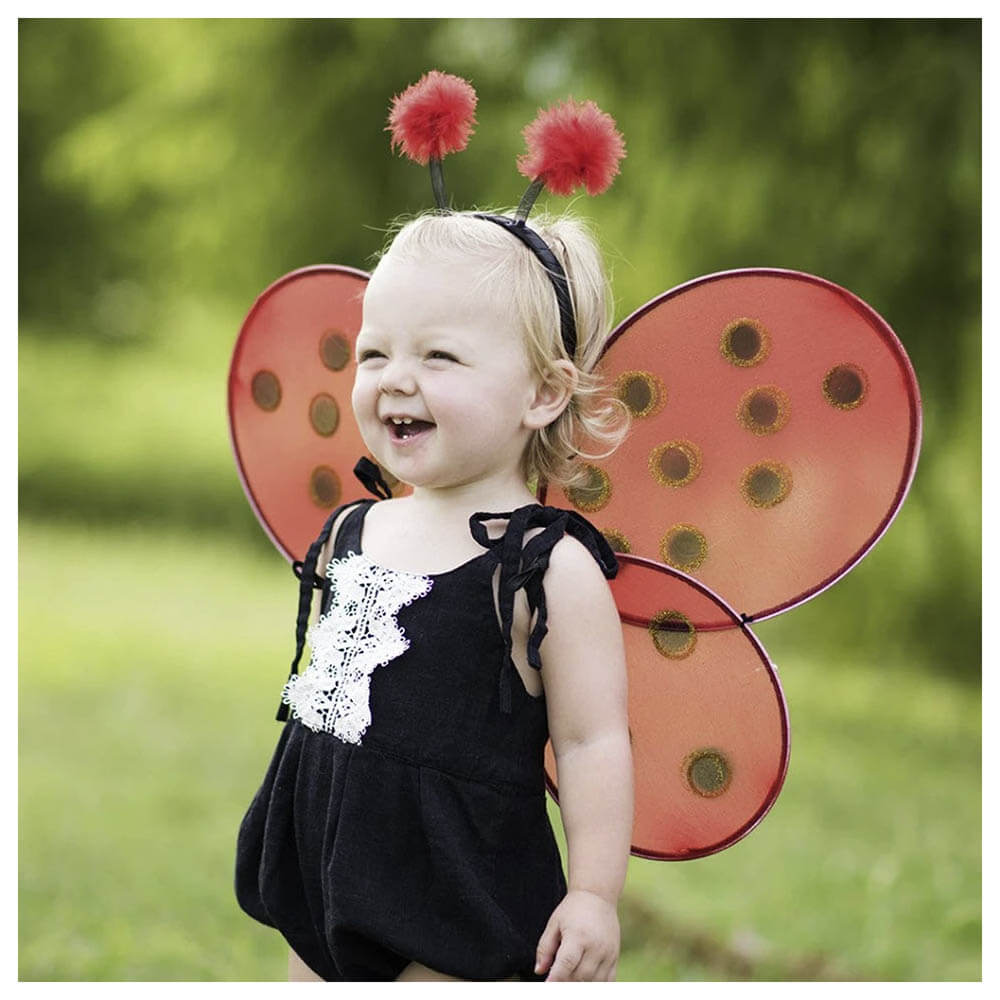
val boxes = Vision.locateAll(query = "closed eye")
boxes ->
[427,350,459,362]
[358,349,386,362]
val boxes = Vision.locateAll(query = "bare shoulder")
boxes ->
[358,494,412,526]
[543,532,618,617]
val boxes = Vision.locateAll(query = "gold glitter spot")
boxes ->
[602,529,632,554]
[823,363,868,409]
[740,461,792,508]
[251,370,281,411]
[684,748,732,798]
[309,393,340,437]
[649,609,697,659]
[738,385,790,435]
[720,318,770,367]
[615,370,666,419]
[650,440,702,488]
[319,330,351,371]
[660,524,708,572]
[566,464,612,513]
[309,466,341,508]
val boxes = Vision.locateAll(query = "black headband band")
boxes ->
[473,213,578,360]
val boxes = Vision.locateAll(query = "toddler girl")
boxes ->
[235,203,633,981]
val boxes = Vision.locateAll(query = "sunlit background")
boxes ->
[19,19,980,981]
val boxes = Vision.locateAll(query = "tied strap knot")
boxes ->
[469,504,618,715]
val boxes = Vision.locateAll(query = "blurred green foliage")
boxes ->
[19,18,981,982]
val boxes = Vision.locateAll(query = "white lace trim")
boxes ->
[281,552,433,743]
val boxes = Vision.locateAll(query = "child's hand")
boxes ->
[534,889,620,981]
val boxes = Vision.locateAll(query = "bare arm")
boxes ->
[534,536,633,980]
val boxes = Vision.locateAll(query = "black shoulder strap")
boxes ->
[276,500,358,722]
[469,505,618,715]
[276,456,390,722]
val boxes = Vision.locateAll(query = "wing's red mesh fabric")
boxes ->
[545,269,921,623]
[544,556,788,859]
[228,266,404,562]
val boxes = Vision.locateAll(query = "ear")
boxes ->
[523,360,578,430]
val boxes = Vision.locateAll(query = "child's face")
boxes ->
[352,250,541,494]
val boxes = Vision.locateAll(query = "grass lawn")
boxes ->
[18,518,980,981]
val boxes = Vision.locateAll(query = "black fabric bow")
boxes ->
[469,505,618,714]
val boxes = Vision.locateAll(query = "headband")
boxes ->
[387,70,626,360]
[474,213,578,358]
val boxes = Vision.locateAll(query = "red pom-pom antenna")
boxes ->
[518,99,626,198]
[387,70,478,165]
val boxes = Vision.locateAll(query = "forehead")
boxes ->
[363,249,508,335]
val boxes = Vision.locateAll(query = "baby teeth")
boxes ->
[391,417,413,424]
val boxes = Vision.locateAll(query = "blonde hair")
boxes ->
[376,209,630,488]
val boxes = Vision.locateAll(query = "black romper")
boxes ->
[235,496,617,982]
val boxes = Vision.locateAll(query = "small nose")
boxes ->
[377,357,417,396]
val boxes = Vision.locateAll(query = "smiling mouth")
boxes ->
[386,418,435,440]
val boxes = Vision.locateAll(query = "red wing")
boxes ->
[545,555,788,860]
[544,268,922,623]
[228,266,408,563]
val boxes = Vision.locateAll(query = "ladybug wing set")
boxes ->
[228,71,922,860]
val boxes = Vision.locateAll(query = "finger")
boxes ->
[534,920,561,975]
[597,956,617,982]
[574,953,603,982]
[591,957,611,982]
[608,960,618,982]
[545,941,583,982]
